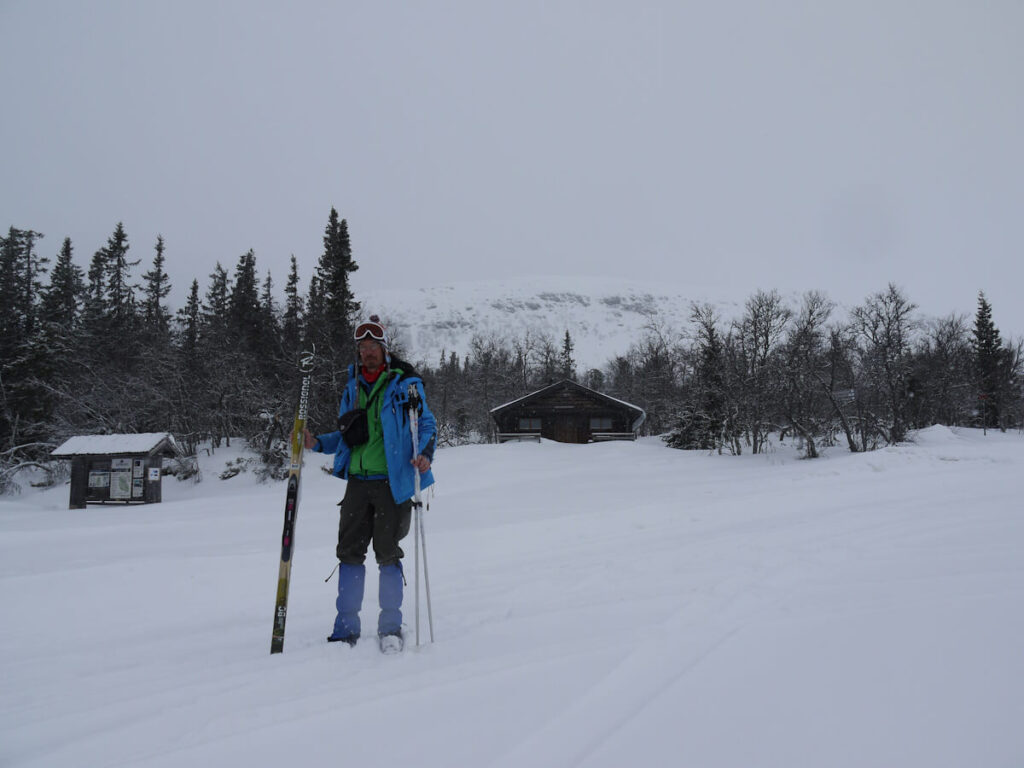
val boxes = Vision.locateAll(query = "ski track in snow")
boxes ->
[2,426,1024,767]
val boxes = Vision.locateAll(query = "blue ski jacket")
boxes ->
[313,359,436,505]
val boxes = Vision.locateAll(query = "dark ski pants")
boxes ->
[336,478,412,566]
[333,478,411,638]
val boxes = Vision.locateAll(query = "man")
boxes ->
[304,315,436,652]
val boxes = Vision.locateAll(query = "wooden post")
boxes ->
[69,457,88,509]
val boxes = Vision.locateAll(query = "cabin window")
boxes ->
[590,417,613,430]
[519,417,541,430]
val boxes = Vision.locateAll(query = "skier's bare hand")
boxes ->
[412,455,431,473]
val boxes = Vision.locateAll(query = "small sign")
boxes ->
[88,471,109,488]
[111,458,132,471]
[110,471,132,499]
[133,459,144,478]
[148,468,161,481]
[132,478,144,498]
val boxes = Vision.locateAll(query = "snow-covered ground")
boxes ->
[3,427,1023,767]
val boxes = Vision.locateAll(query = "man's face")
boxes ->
[358,339,385,372]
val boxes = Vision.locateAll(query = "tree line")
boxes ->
[1,210,358,490]
[2,215,1022,491]
[649,287,1020,457]
[419,286,1021,458]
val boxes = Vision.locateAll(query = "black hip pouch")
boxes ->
[338,409,369,448]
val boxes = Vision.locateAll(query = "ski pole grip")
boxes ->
[408,383,422,471]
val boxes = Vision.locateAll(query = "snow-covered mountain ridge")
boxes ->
[359,276,801,371]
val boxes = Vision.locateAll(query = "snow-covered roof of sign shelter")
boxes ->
[51,433,179,458]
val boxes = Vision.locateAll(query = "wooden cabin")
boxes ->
[50,433,179,509]
[490,379,645,444]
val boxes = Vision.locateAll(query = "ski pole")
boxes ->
[418,493,435,643]
[414,484,421,646]
[408,384,435,645]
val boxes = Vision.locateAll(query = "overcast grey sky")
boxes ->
[2,1,1022,334]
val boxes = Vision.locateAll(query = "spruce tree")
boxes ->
[282,255,304,352]
[318,208,360,337]
[305,210,360,427]
[260,270,277,323]
[20,230,47,338]
[37,238,86,442]
[697,322,727,448]
[227,249,261,350]
[1,229,25,355]
[141,235,172,336]
[973,292,1003,428]
[560,330,577,381]
[308,209,359,361]
[83,249,106,323]
[0,229,17,324]
[257,270,283,365]
[0,228,47,345]
[100,222,138,336]
[176,279,201,357]
[42,237,84,329]
[0,228,50,452]
[305,273,322,346]
[124,236,177,433]
[169,279,204,453]
[201,262,230,339]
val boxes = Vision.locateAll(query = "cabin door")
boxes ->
[553,420,579,444]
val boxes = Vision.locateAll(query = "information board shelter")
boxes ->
[490,379,646,444]
[50,433,179,509]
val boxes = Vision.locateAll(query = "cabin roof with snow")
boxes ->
[51,433,179,459]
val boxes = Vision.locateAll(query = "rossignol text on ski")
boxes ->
[270,349,315,654]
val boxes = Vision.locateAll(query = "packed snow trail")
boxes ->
[2,427,1023,767]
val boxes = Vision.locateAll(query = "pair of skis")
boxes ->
[270,355,434,654]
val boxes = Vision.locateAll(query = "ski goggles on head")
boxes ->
[354,321,386,343]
